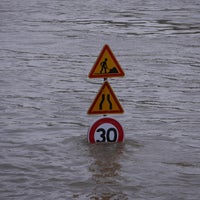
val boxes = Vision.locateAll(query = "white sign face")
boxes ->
[88,117,124,143]
[94,123,119,143]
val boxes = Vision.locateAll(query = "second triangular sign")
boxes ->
[87,81,124,115]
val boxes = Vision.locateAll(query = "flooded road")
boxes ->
[0,0,200,199]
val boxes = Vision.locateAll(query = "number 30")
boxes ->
[96,128,117,142]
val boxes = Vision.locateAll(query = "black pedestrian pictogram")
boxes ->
[99,94,112,110]
[100,58,108,74]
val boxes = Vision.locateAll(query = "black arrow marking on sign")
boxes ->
[99,94,112,110]
[107,94,112,110]
[99,94,105,110]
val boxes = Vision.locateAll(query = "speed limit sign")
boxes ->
[88,117,124,143]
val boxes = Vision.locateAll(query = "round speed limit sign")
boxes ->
[88,117,124,143]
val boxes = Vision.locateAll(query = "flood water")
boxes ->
[0,0,200,199]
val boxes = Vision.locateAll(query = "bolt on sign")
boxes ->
[87,44,125,143]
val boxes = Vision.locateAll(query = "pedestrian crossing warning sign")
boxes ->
[87,81,124,115]
[88,44,125,78]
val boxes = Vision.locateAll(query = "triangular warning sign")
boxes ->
[87,81,124,115]
[88,44,125,78]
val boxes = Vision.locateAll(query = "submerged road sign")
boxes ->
[88,44,125,78]
[87,44,125,143]
[88,117,124,143]
[87,81,124,115]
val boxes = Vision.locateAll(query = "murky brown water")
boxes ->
[0,0,200,199]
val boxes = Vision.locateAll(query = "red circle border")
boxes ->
[88,117,124,143]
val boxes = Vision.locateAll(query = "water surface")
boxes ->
[0,0,200,199]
